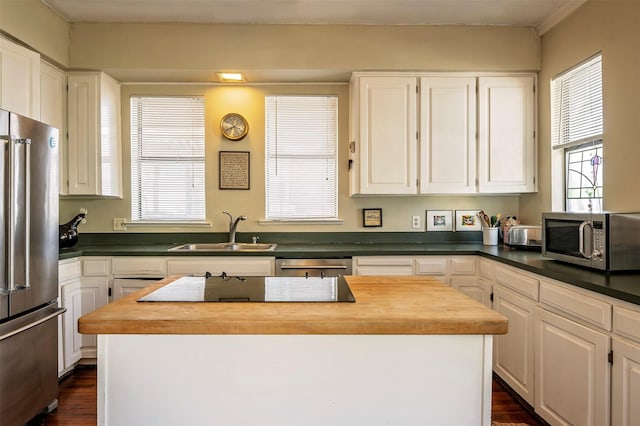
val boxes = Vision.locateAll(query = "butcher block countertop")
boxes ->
[78,275,508,336]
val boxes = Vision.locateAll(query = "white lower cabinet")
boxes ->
[535,307,610,426]
[493,284,536,405]
[60,276,109,367]
[612,305,640,426]
[58,258,82,376]
[452,276,492,308]
[112,278,161,301]
[612,337,640,426]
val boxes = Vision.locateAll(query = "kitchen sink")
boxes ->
[168,242,278,252]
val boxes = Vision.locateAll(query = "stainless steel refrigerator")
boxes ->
[0,110,64,426]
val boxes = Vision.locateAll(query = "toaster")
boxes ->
[504,225,541,248]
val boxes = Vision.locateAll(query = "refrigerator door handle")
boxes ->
[7,136,15,291]
[21,138,30,289]
[0,307,65,342]
[7,137,31,291]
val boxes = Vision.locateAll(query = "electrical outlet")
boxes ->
[79,208,88,224]
[412,215,420,229]
[113,218,127,231]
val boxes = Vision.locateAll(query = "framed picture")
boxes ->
[219,151,250,190]
[426,210,453,232]
[363,208,383,227]
[455,210,482,231]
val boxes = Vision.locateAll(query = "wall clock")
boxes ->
[220,113,249,141]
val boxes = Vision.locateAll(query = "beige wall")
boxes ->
[69,23,540,83]
[0,0,69,66]
[519,0,640,223]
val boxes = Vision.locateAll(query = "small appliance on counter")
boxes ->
[59,212,86,248]
[542,212,640,271]
[504,225,542,250]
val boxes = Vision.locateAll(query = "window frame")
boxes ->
[129,95,207,224]
[264,94,340,223]
[550,53,604,213]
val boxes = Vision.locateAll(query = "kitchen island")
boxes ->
[79,275,507,426]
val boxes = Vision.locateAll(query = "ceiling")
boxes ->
[44,0,586,33]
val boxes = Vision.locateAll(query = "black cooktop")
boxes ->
[137,275,356,303]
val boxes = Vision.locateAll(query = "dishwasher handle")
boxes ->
[279,264,348,270]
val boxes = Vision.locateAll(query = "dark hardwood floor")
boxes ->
[27,366,543,425]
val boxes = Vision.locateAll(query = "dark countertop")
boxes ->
[59,240,640,306]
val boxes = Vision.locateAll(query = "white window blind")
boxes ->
[551,54,603,148]
[130,96,205,221]
[265,95,338,220]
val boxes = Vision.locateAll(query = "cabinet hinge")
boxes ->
[416,131,419,140]
[108,287,112,297]
[608,350,614,364]
[416,178,419,188]
[349,141,356,153]
[490,292,494,302]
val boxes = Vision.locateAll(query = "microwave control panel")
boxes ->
[592,220,605,261]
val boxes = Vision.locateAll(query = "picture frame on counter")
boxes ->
[363,208,383,227]
[426,210,453,232]
[455,210,482,231]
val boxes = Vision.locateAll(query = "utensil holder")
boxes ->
[482,228,498,246]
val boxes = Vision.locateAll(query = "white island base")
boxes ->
[97,334,494,426]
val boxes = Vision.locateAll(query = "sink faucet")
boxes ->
[223,211,247,244]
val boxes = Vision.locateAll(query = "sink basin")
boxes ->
[168,243,278,252]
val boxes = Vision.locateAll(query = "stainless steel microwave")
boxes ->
[542,212,640,271]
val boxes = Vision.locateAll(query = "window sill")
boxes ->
[259,219,344,225]
[122,220,212,228]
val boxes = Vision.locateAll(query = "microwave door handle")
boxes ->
[578,221,593,259]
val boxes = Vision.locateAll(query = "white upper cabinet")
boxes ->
[349,72,536,195]
[478,75,536,193]
[40,61,67,195]
[419,76,477,194]
[350,74,418,195]
[0,37,40,119]
[67,71,122,197]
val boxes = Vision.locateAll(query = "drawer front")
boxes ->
[449,256,476,275]
[540,280,612,331]
[112,257,166,277]
[613,305,640,343]
[355,257,413,267]
[58,259,81,281]
[167,257,274,277]
[495,265,539,301]
[83,258,110,276]
[414,257,447,275]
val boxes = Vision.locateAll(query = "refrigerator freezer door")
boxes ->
[0,304,64,426]
[8,113,59,317]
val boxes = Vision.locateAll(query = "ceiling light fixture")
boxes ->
[217,72,245,82]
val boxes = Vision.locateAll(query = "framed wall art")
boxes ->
[363,208,383,227]
[426,210,453,232]
[455,210,481,231]
[219,151,250,190]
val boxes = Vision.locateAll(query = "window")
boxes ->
[130,96,205,221]
[551,54,603,212]
[265,95,338,221]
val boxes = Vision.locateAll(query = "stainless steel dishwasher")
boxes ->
[275,259,352,278]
